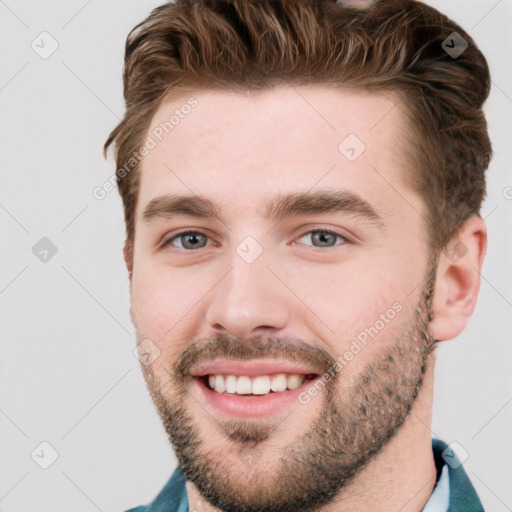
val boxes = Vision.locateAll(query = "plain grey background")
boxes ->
[0,1,510,511]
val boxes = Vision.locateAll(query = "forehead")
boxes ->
[137,85,415,221]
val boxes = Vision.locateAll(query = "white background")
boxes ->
[0,1,510,511]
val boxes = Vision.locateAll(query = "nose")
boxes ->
[204,247,290,340]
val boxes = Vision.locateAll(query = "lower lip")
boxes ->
[192,376,319,418]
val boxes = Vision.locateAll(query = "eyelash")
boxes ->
[161,228,349,252]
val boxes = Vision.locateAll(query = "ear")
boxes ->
[429,215,487,342]
[123,241,134,277]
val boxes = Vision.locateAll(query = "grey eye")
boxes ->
[298,230,345,248]
[167,231,209,250]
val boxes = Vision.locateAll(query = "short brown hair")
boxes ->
[104,0,492,254]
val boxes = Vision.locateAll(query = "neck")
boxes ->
[186,352,437,512]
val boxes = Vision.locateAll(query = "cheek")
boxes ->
[130,269,184,336]
[130,265,212,346]
[293,257,410,343]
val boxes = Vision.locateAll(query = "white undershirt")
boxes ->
[422,464,450,512]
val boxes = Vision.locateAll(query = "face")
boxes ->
[128,86,437,511]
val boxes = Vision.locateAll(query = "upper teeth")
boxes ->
[207,374,306,395]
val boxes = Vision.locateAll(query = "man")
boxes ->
[104,0,491,510]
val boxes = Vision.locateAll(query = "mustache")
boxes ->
[172,333,338,383]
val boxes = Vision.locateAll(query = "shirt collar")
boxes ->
[422,463,450,512]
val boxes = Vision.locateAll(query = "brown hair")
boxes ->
[103,0,492,255]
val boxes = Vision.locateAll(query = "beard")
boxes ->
[138,269,437,512]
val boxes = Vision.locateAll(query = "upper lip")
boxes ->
[190,359,322,377]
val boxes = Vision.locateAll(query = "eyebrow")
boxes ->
[141,190,385,228]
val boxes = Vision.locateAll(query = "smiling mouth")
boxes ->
[200,373,318,396]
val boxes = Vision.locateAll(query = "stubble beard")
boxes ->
[138,271,437,512]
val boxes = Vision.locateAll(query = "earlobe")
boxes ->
[429,216,487,342]
[123,241,134,277]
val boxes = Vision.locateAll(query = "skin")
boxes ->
[124,86,487,511]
